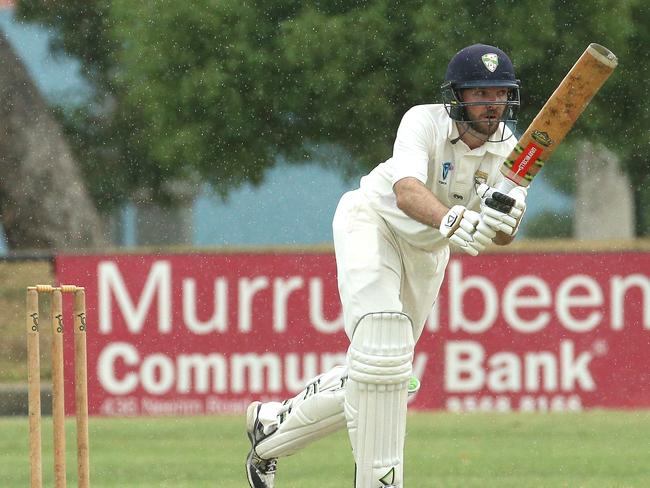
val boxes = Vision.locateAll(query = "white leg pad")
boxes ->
[256,365,347,459]
[345,312,414,488]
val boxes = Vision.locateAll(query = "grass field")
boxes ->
[2,411,649,487]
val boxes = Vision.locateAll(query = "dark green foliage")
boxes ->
[522,210,573,239]
[16,1,649,234]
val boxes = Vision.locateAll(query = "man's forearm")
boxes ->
[393,177,449,228]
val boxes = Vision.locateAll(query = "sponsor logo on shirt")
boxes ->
[439,161,453,185]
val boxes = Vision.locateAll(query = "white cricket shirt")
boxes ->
[359,103,517,252]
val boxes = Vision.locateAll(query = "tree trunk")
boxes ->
[0,31,104,250]
[574,141,635,240]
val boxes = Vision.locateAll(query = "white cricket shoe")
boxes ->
[245,401,278,488]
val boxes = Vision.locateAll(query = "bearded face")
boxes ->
[459,87,509,136]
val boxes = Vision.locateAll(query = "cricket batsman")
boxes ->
[245,43,528,488]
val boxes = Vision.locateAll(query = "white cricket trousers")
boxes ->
[332,189,449,340]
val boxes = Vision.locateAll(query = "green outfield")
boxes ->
[1,410,649,487]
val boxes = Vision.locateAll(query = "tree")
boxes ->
[17,0,649,233]
[0,31,104,249]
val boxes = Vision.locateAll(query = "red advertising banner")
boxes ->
[56,252,650,416]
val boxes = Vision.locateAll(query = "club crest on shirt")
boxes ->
[439,161,453,185]
[474,170,489,186]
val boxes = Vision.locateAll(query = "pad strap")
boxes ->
[256,366,347,459]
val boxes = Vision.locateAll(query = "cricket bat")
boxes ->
[497,43,618,193]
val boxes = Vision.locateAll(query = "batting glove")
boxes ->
[439,205,496,256]
[477,183,527,236]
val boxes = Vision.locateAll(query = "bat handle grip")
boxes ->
[496,178,518,194]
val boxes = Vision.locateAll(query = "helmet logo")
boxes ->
[482,53,499,72]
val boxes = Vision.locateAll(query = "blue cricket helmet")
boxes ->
[441,44,521,140]
[444,43,519,89]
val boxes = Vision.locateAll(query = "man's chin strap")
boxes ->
[345,312,415,488]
